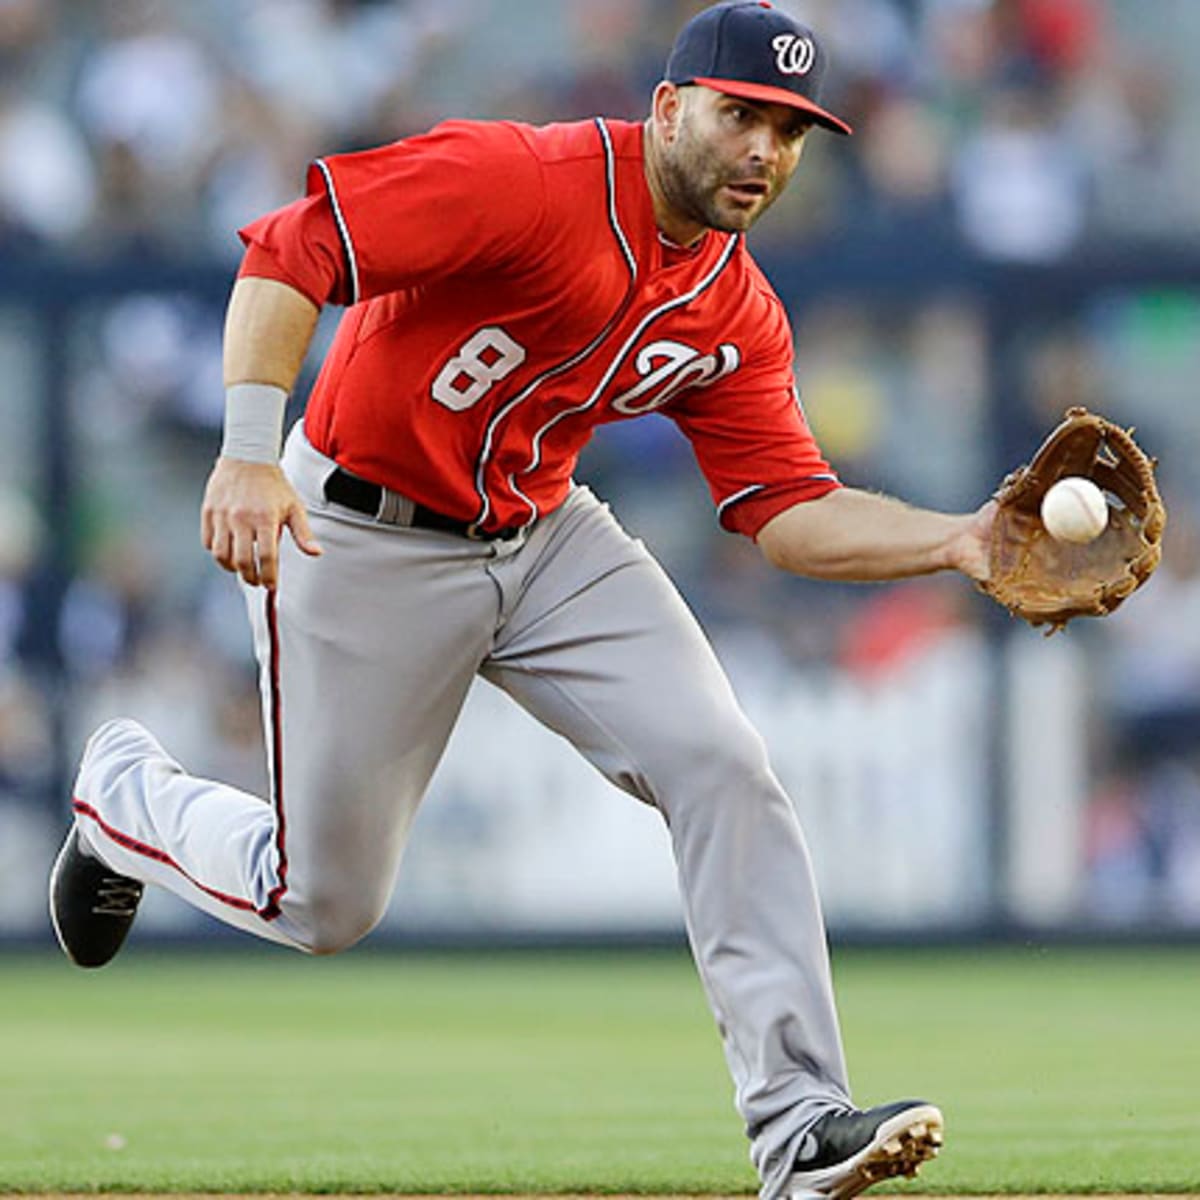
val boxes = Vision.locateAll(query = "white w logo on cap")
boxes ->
[772,33,815,76]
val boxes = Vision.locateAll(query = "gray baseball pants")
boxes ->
[73,427,851,1196]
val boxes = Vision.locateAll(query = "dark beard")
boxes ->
[657,137,743,234]
[656,117,781,234]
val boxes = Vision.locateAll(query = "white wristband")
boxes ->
[220,383,288,464]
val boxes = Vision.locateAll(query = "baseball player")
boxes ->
[49,5,996,1198]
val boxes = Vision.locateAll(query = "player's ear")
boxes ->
[652,81,685,144]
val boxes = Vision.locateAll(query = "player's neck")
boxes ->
[642,119,708,248]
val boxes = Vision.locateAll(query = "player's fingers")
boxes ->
[285,506,323,558]
[254,523,281,590]
[230,525,264,588]
[200,505,215,552]
[207,521,236,574]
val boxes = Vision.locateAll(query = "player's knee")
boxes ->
[652,722,777,813]
[675,722,770,788]
[295,889,387,956]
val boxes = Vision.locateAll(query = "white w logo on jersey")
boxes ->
[772,33,816,76]
[611,339,741,415]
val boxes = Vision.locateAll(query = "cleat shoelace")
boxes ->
[93,877,144,917]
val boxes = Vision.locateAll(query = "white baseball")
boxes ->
[1041,476,1108,543]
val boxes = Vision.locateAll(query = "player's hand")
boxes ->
[946,499,997,584]
[200,457,323,589]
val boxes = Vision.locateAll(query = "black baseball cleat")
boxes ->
[784,1099,944,1199]
[49,826,144,968]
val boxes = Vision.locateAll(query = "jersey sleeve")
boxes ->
[670,307,840,540]
[237,194,352,307]
[301,119,547,305]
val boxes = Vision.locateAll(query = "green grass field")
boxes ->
[1,944,1197,1194]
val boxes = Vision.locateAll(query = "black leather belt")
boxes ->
[323,467,523,541]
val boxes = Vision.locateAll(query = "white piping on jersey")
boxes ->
[716,474,840,521]
[716,484,765,518]
[596,118,638,282]
[509,231,741,524]
[471,117,638,529]
[313,158,361,306]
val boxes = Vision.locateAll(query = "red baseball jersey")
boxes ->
[238,117,840,537]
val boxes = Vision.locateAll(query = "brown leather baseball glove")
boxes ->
[983,406,1166,633]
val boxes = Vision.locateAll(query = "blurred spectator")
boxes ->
[0,91,96,246]
[200,78,322,261]
[856,97,952,232]
[72,0,225,250]
[951,87,1088,260]
[57,539,153,682]
[1104,501,1200,765]
[794,298,985,509]
[0,668,54,797]
[0,489,42,666]
[1084,753,1200,926]
[0,480,54,814]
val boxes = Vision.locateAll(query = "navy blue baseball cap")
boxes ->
[666,1,853,136]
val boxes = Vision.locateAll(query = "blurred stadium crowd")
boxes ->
[2,0,1200,935]
[4,0,1200,258]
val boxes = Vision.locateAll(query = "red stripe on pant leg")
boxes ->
[259,587,289,921]
[73,799,257,913]
[75,585,291,924]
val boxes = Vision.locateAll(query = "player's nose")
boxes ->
[746,124,783,168]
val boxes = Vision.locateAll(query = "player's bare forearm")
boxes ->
[223,276,320,389]
[209,276,324,588]
[757,487,995,583]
